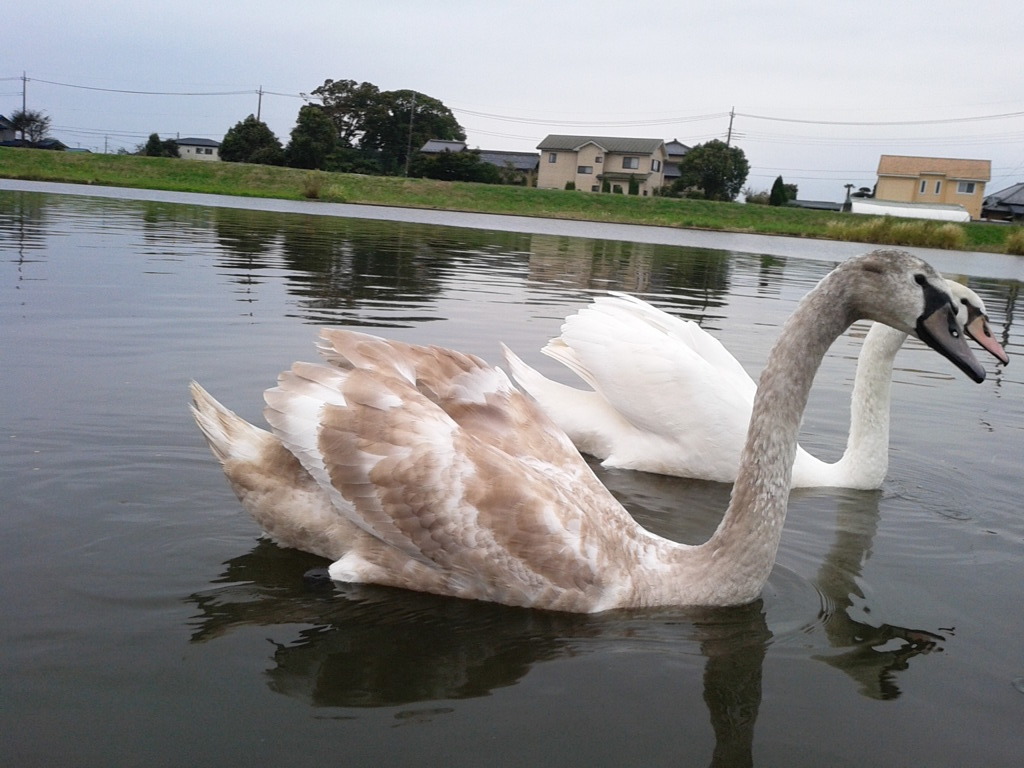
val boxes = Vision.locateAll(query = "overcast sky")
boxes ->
[5,0,1023,201]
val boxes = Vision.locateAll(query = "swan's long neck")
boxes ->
[687,277,857,604]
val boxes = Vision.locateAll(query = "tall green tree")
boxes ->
[9,108,51,144]
[220,115,283,165]
[769,175,788,206]
[142,133,180,158]
[285,104,337,169]
[312,79,381,147]
[306,79,464,174]
[673,139,749,201]
[359,89,465,174]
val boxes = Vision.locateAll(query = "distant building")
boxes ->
[536,135,667,195]
[0,114,15,143]
[174,137,221,161]
[418,140,539,185]
[662,139,691,187]
[874,155,990,220]
[476,150,539,186]
[981,182,1024,222]
[420,139,467,154]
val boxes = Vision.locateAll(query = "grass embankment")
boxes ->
[2,147,1022,254]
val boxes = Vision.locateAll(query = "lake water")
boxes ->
[2,184,1022,767]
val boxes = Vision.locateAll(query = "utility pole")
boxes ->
[404,92,417,177]
[256,86,263,121]
[726,106,735,147]
[20,71,27,141]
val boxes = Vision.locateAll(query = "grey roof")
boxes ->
[0,114,13,129]
[420,139,466,153]
[537,134,665,155]
[984,182,1024,207]
[664,139,690,157]
[174,137,221,147]
[477,150,539,171]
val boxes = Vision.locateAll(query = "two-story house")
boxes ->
[536,135,667,195]
[874,155,991,220]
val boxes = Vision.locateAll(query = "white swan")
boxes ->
[190,250,985,612]
[504,282,1006,489]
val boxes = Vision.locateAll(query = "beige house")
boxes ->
[537,135,667,195]
[174,137,221,161]
[875,155,991,219]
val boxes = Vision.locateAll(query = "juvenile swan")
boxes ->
[191,250,985,612]
[504,282,1006,488]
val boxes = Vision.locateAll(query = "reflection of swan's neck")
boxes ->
[688,278,855,604]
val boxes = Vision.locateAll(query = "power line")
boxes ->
[29,77,256,97]
[736,109,1024,127]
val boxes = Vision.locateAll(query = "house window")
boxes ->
[548,153,557,163]
[919,180,927,194]
[957,181,976,194]
[577,166,593,174]
[623,156,639,170]
[591,185,600,192]
[595,156,603,164]
[935,180,942,194]
[651,159,661,172]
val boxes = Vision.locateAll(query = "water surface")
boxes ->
[2,188,1022,767]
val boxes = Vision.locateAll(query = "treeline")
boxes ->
[139,77,755,196]
[143,78,507,183]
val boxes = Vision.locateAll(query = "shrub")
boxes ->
[825,216,966,250]
[744,187,770,205]
[301,172,325,199]
[1006,227,1024,255]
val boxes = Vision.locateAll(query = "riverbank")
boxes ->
[2,146,1021,254]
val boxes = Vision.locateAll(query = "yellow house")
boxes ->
[537,135,667,195]
[875,155,991,220]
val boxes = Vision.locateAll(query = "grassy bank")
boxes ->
[3,146,1022,254]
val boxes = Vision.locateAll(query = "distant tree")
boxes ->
[220,115,283,165]
[143,133,180,158]
[306,79,465,175]
[10,108,51,144]
[769,175,788,206]
[408,149,501,183]
[312,79,382,147]
[285,104,337,169]
[360,89,465,175]
[325,146,383,174]
[672,139,749,201]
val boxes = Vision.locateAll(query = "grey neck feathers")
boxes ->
[696,274,857,601]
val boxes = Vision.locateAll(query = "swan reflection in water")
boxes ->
[187,470,943,765]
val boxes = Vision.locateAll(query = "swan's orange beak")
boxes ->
[917,303,986,383]
[965,311,1009,365]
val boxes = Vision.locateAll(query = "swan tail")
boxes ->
[189,381,271,466]
[190,380,356,561]
[501,344,625,459]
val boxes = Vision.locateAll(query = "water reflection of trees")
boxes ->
[202,208,539,324]
[525,234,732,313]
[188,467,944,765]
